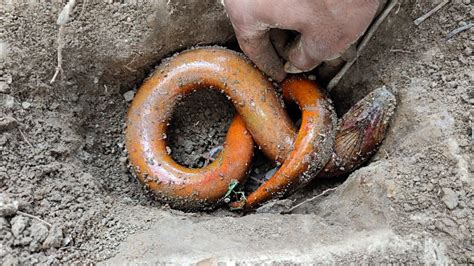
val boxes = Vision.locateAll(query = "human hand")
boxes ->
[223,0,381,82]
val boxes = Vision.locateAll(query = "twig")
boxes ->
[18,128,34,149]
[50,27,65,84]
[78,0,88,20]
[413,0,449,26]
[445,22,473,41]
[390,48,414,54]
[17,211,52,228]
[283,187,337,213]
[50,0,77,84]
[327,0,399,91]
[395,1,402,14]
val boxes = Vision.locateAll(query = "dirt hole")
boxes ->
[165,81,345,199]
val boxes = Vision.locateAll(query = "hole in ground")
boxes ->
[165,86,344,201]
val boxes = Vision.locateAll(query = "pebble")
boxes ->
[462,0,470,5]
[123,90,135,102]
[442,188,458,210]
[42,224,63,249]
[119,156,128,165]
[464,46,472,56]
[0,82,10,93]
[21,101,31,109]
[2,95,15,109]
[11,215,29,237]
[0,194,19,216]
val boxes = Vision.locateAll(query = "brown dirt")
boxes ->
[1,0,472,264]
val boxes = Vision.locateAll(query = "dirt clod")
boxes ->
[30,222,49,243]
[42,224,64,250]
[0,116,17,132]
[442,188,459,210]
[0,194,19,217]
[10,216,28,238]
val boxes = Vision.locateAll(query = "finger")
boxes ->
[270,29,293,61]
[235,30,286,82]
[285,35,322,73]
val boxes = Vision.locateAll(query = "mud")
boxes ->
[1,0,473,264]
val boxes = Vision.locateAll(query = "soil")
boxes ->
[1,0,473,264]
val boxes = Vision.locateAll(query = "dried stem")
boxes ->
[414,0,449,26]
[50,27,65,84]
[17,211,52,228]
[327,0,399,91]
[50,0,77,84]
[283,187,337,213]
[18,128,34,149]
[445,22,474,41]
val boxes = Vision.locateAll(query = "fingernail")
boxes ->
[284,62,304,74]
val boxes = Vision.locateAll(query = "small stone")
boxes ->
[0,194,19,217]
[2,95,15,108]
[11,215,29,237]
[119,156,128,165]
[30,221,49,243]
[63,235,72,246]
[0,116,17,132]
[0,82,10,93]
[21,101,31,109]
[123,90,135,102]
[42,224,63,249]
[464,46,472,56]
[462,0,470,5]
[442,188,458,210]
[70,93,79,102]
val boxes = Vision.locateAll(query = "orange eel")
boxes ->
[125,47,396,210]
